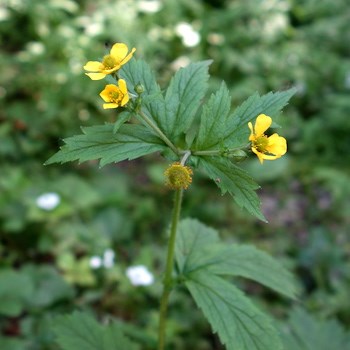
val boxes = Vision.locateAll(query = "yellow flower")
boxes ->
[248,114,287,164]
[84,43,136,80]
[164,162,193,190]
[99,80,129,109]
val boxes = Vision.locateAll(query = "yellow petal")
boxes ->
[251,147,265,164]
[103,103,119,109]
[259,153,279,160]
[121,93,129,106]
[100,84,118,102]
[254,114,272,137]
[248,122,255,141]
[85,72,106,80]
[102,66,120,74]
[118,79,128,94]
[110,43,129,61]
[105,84,118,91]
[266,133,287,156]
[120,47,136,65]
[84,61,103,72]
[99,91,110,102]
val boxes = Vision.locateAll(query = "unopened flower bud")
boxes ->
[134,83,145,95]
[230,150,248,163]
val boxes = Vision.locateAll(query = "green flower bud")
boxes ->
[230,150,248,163]
[134,83,145,95]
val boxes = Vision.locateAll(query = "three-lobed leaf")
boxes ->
[175,218,297,350]
[45,124,166,167]
[176,219,298,298]
[186,271,283,350]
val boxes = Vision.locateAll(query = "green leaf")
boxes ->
[281,308,350,350]
[0,269,34,316]
[186,271,283,350]
[176,218,220,273]
[23,265,74,308]
[195,82,231,149]
[0,337,25,350]
[45,124,166,167]
[198,157,265,221]
[113,111,132,134]
[120,58,161,98]
[196,87,296,151]
[161,61,211,139]
[120,59,165,129]
[53,311,140,350]
[176,219,298,299]
[203,245,297,299]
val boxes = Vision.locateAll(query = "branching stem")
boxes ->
[136,109,179,155]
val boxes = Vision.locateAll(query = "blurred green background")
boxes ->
[1,0,350,349]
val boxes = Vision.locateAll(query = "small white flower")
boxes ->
[26,42,45,55]
[0,8,10,22]
[90,256,103,269]
[126,265,154,286]
[36,192,60,211]
[175,22,201,47]
[85,22,104,36]
[138,0,162,13]
[103,249,115,268]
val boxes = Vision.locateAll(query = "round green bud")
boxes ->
[230,150,248,163]
[134,83,145,95]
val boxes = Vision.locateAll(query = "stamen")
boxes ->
[254,136,269,153]
[102,55,117,69]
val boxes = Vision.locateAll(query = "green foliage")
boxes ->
[281,308,350,350]
[195,82,231,149]
[0,270,34,317]
[186,271,283,350]
[176,218,297,349]
[198,157,265,221]
[0,266,74,317]
[195,87,296,151]
[45,124,166,167]
[46,51,295,221]
[53,311,140,350]
[163,60,211,139]
[176,219,297,299]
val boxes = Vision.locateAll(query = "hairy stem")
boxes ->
[192,146,248,157]
[158,189,183,350]
[137,110,179,155]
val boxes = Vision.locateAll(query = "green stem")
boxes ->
[158,189,183,350]
[136,109,179,156]
[193,145,249,157]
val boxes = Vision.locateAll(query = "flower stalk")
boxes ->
[158,188,183,350]
[136,109,179,155]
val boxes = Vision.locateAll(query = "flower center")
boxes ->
[102,55,118,69]
[254,135,269,153]
[109,90,123,103]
